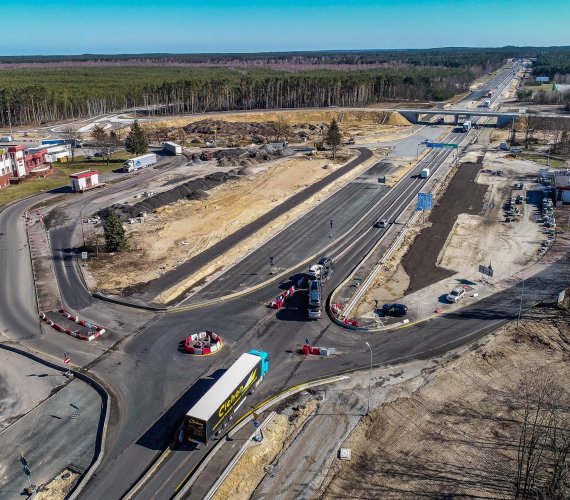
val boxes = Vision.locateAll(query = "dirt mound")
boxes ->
[187,189,209,200]
[238,167,254,176]
[184,119,275,140]
[385,112,411,126]
[100,171,237,220]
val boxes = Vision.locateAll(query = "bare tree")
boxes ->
[272,115,292,142]
[513,369,570,499]
[60,126,81,161]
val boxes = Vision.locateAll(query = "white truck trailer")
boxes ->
[123,153,157,173]
[462,120,472,132]
[162,142,182,155]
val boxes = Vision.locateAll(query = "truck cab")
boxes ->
[248,349,270,378]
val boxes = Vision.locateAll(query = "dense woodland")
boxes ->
[0,47,569,127]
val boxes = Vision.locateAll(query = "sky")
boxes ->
[1,0,568,55]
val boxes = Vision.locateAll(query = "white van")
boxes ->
[420,168,430,178]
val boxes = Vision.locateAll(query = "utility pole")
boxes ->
[365,342,372,415]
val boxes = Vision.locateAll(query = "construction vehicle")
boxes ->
[123,153,157,173]
[180,350,270,444]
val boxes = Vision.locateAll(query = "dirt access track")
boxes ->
[86,150,388,300]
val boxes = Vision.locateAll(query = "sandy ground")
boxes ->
[0,350,65,431]
[438,153,545,281]
[35,469,79,499]
[212,401,319,500]
[149,109,410,131]
[321,306,570,498]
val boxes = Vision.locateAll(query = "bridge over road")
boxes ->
[394,108,570,127]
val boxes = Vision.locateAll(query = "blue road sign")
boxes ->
[305,338,310,345]
[426,142,458,149]
[417,193,433,211]
[253,419,260,428]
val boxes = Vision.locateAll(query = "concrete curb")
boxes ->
[203,412,277,500]
[0,344,109,500]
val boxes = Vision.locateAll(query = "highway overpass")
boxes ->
[394,108,570,127]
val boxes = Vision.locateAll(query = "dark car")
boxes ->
[382,303,408,317]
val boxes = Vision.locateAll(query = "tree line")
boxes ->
[0,66,485,127]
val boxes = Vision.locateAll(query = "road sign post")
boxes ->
[63,352,71,376]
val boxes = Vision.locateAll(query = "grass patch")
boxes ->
[0,151,131,209]
[518,153,565,168]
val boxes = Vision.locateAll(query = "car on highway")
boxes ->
[374,218,388,228]
[447,286,466,303]
[382,303,408,317]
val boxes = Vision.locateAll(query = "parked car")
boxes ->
[374,218,388,228]
[382,303,408,317]
[447,287,466,303]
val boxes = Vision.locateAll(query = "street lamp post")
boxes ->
[365,341,372,415]
[80,203,86,249]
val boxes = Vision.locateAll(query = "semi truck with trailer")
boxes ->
[462,120,472,132]
[181,350,270,444]
[123,153,158,173]
[484,99,492,107]
[162,141,182,155]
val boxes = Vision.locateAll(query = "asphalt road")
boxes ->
[0,64,540,499]
[136,148,375,303]
[79,65,526,497]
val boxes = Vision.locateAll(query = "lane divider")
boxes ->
[269,285,296,309]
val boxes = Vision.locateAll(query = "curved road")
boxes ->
[1,64,553,499]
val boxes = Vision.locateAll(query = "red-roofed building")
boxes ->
[0,147,11,188]
[70,170,99,192]
[8,145,26,178]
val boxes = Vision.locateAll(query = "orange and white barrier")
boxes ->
[184,330,223,355]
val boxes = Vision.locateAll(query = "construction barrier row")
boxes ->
[270,286,296,309]
[40,312,104,341]
[59,308,106,334]
[184,330,223,355]
[341,318,364,328]
[301,345,336,356]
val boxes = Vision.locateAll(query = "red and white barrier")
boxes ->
[184,330,223,355]
[40,310,106,341]
[331,303,344,316]
[342,317,363,328]
[58,308,106,334]
[301,344,336,356]
[270,285,296,309]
